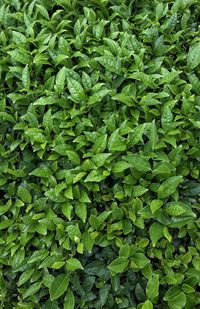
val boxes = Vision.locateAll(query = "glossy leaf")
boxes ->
[187,42,200,70]
[50,274,70,301]
[158,176,183,199]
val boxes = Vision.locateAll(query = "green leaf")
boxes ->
[66,150,80,165]
[158,176,183,199]
[149,120,158,151]
[164,202,186,216]
[29,166,52,178]
[52,146,80,164]
[132,186,148,197]
[55,66,66,93]
[112,161,132,173]
[62,202,73,220]
[84,169,106,183]
[64,289,75,309]
[0,219,14,230]
[17,269,35,287]
[93,135,107,153]
[108,257,129,275]
[12,31,27,44]
[92,153,111,168]
[187,42,200,70]
[96,56,121,73]
[164,287,186,309]
[66,258,84,271]
[100,283,111,306]
[67,77,86,102]
[0,201,12,216]
[36,4,50,19]
[82,71,92,90]
[50,274,70,301]
[146,274,159,301]
[43,109,53,132]
[142,300,153,309]
[17,186,32,203]
[108,129,126,152]
[150,222,164,247]
[131,253,150,269]
[161,106,173,132]
[66,225,81,242]
[8,48,31,65]
[123,154,151,172]
[23,281,42,299]
[75,203,87,223]
[22,65,30,90]
[52,144,69,156]
[33,96,56,106]
[129,123,146,145]
[150,200,163,214]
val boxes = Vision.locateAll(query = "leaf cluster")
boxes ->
[0,0,200,308]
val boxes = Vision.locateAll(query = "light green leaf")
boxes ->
[29,166,52,178]
[52,144,69,156]
[64,289,75,309]
[22,65,30,90]
[17,269,35,287]
[55,66,66,93]
[132,186,148,197]
[17,186,32,203]
[0,201,12,216]
[66,258,84,271]
[129,123,146,145]
[82,71,92,90]
[12,31,27,44]
[0,219,14,230]
[92,153,111,168]
[67,77,86,102]
[150,200,163,214]
[66,150,80,165]
[108,257,129,275]
[23,281,42,299]
[8,48,31,65]
[150,222,164,247]
[164,202,186,216]
[62,202,73,220]
[75,203,87,223]
[142,300,153,309]
[146,274,159,300]
[123,154,151,172]
[131,253,150,269]
[164,287,186,309]
[158,176,183,199]
[52,146,80,164]
[96,56,121,73]
[149,120,158,150]
[93,135,107,153]
[66,225,81,242]
[50,274,70,301]
[108,129,126,152]
[187,42,200,70]
[84,169,106,183]
[33,96,56,106]
[161,106,173,132]
[112,161,132,173]
[36,4,49,20]
[43,109,53,132]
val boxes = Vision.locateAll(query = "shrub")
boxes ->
[0,0,200,308]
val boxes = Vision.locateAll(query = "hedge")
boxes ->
[0,0,200,308]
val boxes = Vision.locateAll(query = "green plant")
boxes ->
[0,0,200,308]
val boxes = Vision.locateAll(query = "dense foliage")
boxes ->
[0,0,200,308]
